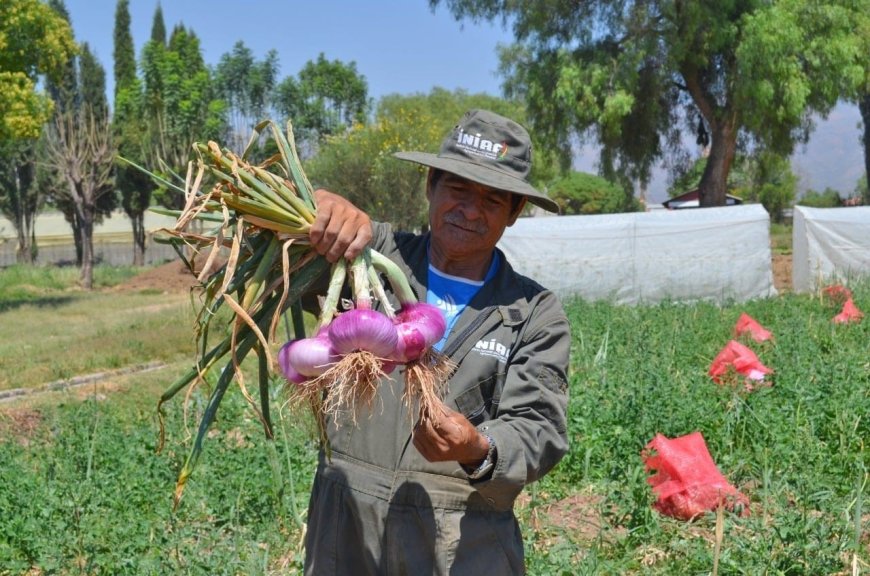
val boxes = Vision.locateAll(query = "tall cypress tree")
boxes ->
[113,0,152,265]
[113,0,136,98]
[151,3,166,45]
[141,13,227,209]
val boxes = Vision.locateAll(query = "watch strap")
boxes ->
[465,434,496,480]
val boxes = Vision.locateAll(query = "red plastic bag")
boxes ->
[733,312,773,342]
[708,340,773,385]
[822,284,853,306]
[833,297,864,324]
[642,431,749,521]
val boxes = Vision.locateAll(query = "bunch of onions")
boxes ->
[137,118,450,507]
[277,249,452,425]
[279,255,398,419]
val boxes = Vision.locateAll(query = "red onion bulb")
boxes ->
[278,336,338,380]
[390,303,447,363]
[328,309,398,357]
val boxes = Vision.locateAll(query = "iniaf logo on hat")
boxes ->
[453,125,509,162]
[393,109,559,213]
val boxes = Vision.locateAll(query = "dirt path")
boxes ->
[772,254,792,293]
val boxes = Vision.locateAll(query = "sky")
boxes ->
[60,0,865,202]
[62,0,513,103]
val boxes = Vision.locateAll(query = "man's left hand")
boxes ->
[413,405,489,467]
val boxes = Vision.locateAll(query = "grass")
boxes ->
[769,222,793,255]
[0,263,142,308]
[525,286,869,574]
[0,264,197,391]
[0,265,868,574]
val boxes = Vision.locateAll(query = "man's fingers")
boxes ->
[308,189,372,263]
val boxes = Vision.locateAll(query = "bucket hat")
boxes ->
[393,109,559,213]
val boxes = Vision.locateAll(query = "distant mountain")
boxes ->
[571,102,865,204]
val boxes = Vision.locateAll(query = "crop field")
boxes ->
[0,263,868,575]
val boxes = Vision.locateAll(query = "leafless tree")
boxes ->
[42,105,114,289]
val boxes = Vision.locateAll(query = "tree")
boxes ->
[0,0,77,141]
[141,16,227,209]
[797,187,843,208]
[668,151,796,221]
[737,153,798,223]
[150,2,166,45]
[855,9,870,206]
[273,53,369,156]
[113,0,153,266]
[213,41,278,153]
[306,89,558,230]
[0,140,39,263]
[434,0,866,208]
[0,0,76,263]
[39,1,117,270]
[855,176,868,206]
[42,42,116,289]
[548,171,641,215]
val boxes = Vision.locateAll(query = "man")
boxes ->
[304,109,570,575]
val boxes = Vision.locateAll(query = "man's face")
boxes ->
[427,172,524,264]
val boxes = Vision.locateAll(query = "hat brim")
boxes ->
[394,151,560,214]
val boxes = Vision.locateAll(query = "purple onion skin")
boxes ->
[387,304,448,363]
[277,341,309,384]
[396,303,446,345]
[380,360,398,375]
[328,309,398,357]
[279,337,338,379]
[391,323,428,363]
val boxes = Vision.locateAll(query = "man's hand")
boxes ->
[309,189,372,262]
[413,405,490,467]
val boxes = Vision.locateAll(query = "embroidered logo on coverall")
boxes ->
[473,338,510,363]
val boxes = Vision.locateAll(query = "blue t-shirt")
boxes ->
[426,251,500,351]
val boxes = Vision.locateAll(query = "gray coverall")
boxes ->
[304,222,570,575]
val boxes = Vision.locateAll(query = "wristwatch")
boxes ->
[465,434,496,480]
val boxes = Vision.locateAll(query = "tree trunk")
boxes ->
[860,93,870,205]
[14,203,35,265]
[12,158,37,264]
[79,202,95,290]
[131,212,145,266]
[15,222,34,264]
[697,121,737,207]
[73,213,84,266]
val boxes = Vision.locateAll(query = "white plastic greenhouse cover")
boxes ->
[498,204,777,305]
[792,205,870,293]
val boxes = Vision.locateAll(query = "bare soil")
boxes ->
[114,257,224,293]
[772,254,793,293]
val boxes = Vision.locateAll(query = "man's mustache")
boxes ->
[443,212,486,234]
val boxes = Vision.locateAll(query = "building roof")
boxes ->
[662,189,743,210]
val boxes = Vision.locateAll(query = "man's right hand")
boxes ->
[309,189,372,262]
